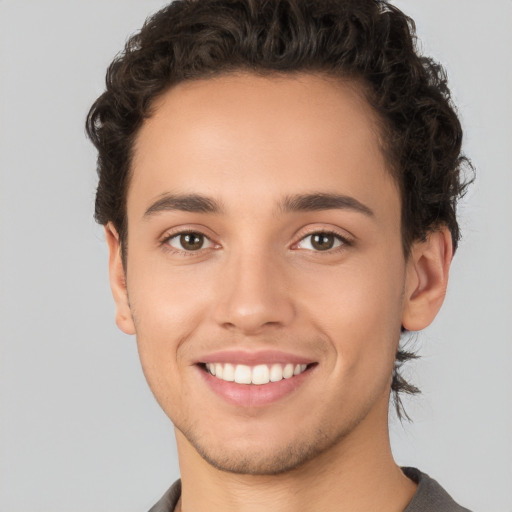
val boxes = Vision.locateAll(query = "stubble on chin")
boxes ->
[175,419,359,476]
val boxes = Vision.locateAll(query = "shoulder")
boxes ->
[403,467,473,512]
[147,480,181,512]
[147,471,474,512]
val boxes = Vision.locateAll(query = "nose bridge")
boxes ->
[213,240,294,334]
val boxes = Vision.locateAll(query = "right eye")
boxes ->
[165,232,214,252]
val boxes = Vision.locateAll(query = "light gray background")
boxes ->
[0,1,510,511]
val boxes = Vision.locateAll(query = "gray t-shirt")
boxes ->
[401,467,471,511]
[148,467,472,512]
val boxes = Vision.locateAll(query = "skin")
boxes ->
[105,73,453,512]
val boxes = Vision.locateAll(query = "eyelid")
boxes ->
[159,226,220,254]
[291,226,354,251]
[167,232,215,250]
[158,224,217,242]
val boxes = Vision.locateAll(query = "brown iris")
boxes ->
[310,233,336,251]
[180,232,204,250]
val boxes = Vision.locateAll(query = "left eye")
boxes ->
[166,232,214,251]
[296,232,344,251]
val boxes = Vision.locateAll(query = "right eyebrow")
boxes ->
[143,193,223,218]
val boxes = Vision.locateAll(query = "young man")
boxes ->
[87,1,473,510]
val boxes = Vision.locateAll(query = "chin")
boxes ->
[195,441,324,476]
[176,420,351,476]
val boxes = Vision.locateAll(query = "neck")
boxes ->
[175,403,417,512]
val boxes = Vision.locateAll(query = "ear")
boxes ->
[104,223,136,335]
[402,226,454,332]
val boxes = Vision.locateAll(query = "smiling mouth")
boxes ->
[200,362,313,385]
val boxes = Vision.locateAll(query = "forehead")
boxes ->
[129,72,398,219]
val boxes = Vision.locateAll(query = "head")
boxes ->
[86,0,472,472]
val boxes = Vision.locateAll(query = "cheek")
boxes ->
[298,257,405,380]
[127,254,213,332]
[126,260,214,399]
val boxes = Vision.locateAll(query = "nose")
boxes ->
[213,250,295,335]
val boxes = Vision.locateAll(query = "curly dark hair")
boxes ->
[86,0,473,419]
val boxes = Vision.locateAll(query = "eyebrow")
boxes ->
[143,192,374,218]
[280,193,374,217]
[144,193,223,217]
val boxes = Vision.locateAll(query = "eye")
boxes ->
[296,232,345,251]
[166,232,214,252]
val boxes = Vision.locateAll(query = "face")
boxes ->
[112,73,417,474]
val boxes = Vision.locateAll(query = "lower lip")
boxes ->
[198,366,314,407]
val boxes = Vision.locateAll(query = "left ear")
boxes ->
[402,226,454,332]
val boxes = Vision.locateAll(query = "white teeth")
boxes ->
[234,364,252,384]
[204,362,309,385]
[283,363,294,379]
[269,363,283,382]
[223,363,235,382]
[252,364,270,385]
[294,364,307,374]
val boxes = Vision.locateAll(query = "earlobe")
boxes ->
[104,223,136,335]
[402,227,453,332]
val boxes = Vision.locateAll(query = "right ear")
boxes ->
[104,223,136,335]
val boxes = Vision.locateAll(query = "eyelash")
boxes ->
[160,230,217,256]
[293,230,352,253]
[160,228,352,256]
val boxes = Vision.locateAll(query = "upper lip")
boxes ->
[197,349,315,366]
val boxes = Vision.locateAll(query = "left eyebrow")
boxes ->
[279,193,374,217]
